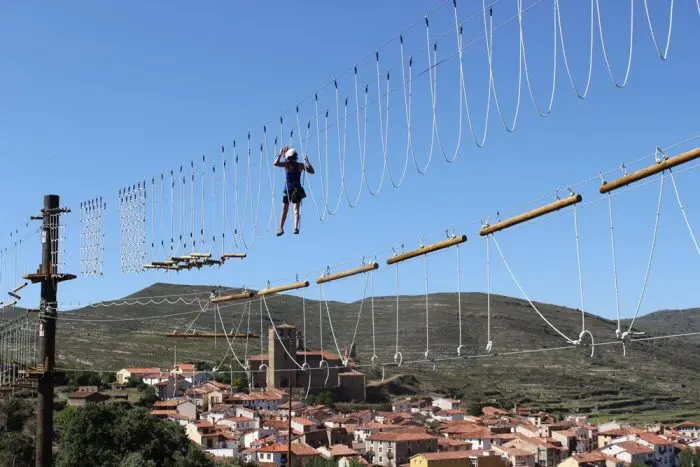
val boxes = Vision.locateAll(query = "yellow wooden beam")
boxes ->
[257,281,310,296]
[386,235,467,265]
[479,194,582,236]
[211,291,254,304]
[317,262,379,284]
[599,147,700,194]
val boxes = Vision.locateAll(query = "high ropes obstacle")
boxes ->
[103,0,698,275]
[9,136,698,394]
[4,1,700,390]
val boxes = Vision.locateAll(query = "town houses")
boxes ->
[108,359,700,467]
[108,333,697,467]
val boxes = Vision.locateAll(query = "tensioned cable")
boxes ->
[669,169,700,257]
[261,293,304,369]
[214,300,250,371]
[623,173,665,337]
[572,203,587,336]
[491,234,576,344]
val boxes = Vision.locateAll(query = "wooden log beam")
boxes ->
[211,291,254,304]
[317,262,379,284]
[479,194,582,236]
[257,281,310,296]
[386,235,467,265]
[599,147,700,194]
[222,253,247,259]
[190,253,212,258]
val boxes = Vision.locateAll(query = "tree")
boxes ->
[426,420,442,435]
[103,372,117,384]
[0,432,34,467]
[137,386,159,408]
[55,402,215,467]
[680,448,694,467]
[467,401,483,417]
[0,398,34,432]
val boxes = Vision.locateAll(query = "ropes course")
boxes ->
[1,1,699,406]
[101,0,697,257]
[25,138,695,382]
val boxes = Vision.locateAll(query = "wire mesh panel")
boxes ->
[0,314,38,390]
[118,183,147,274]
[80,198,106,276]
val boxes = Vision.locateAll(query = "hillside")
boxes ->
[40,283,700,422]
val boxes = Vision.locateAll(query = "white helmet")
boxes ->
[285,148,298,160]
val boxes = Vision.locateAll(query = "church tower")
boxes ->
[267,323,297,388]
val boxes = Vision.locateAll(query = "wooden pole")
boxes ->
[386,235,467,265]
[222,253,247,259]
[257,281,310,297]
[599,147,700,193]
[36,195,59,467]
[210,291,254,304]
[479,194,582,236]
[316,262,379,284]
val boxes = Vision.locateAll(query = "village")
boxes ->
[64,325,700,467]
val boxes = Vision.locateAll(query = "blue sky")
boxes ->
[1,0,699,325]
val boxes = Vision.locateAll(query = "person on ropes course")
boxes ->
[274,146,314,236]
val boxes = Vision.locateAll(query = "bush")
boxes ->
[55,403,215,467]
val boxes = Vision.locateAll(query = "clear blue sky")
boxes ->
[1,0,699,325]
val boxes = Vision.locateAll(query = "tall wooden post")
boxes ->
[30,195,75,467]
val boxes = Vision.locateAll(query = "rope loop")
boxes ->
[319,359,330,387]
[394,351,403,367]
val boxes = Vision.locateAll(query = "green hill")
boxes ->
[48,282,700,423]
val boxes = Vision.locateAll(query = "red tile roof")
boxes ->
[246,354,269,361]
[638,432,671,445]
[329,444,358,457]
[417,450,496,460]
[368,432,437,442]
[151,409,178,417]
[296,350,343,361]
[500,447,534,457]
[293,417,317,426]
[124,367,161,374]
[573,451,608,463]
[258,443,290,453]
[291,442,319,456]
[616,441,654,455]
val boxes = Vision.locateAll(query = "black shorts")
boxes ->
[282,188,304,205]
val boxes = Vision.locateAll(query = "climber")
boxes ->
[273,146,314,236]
